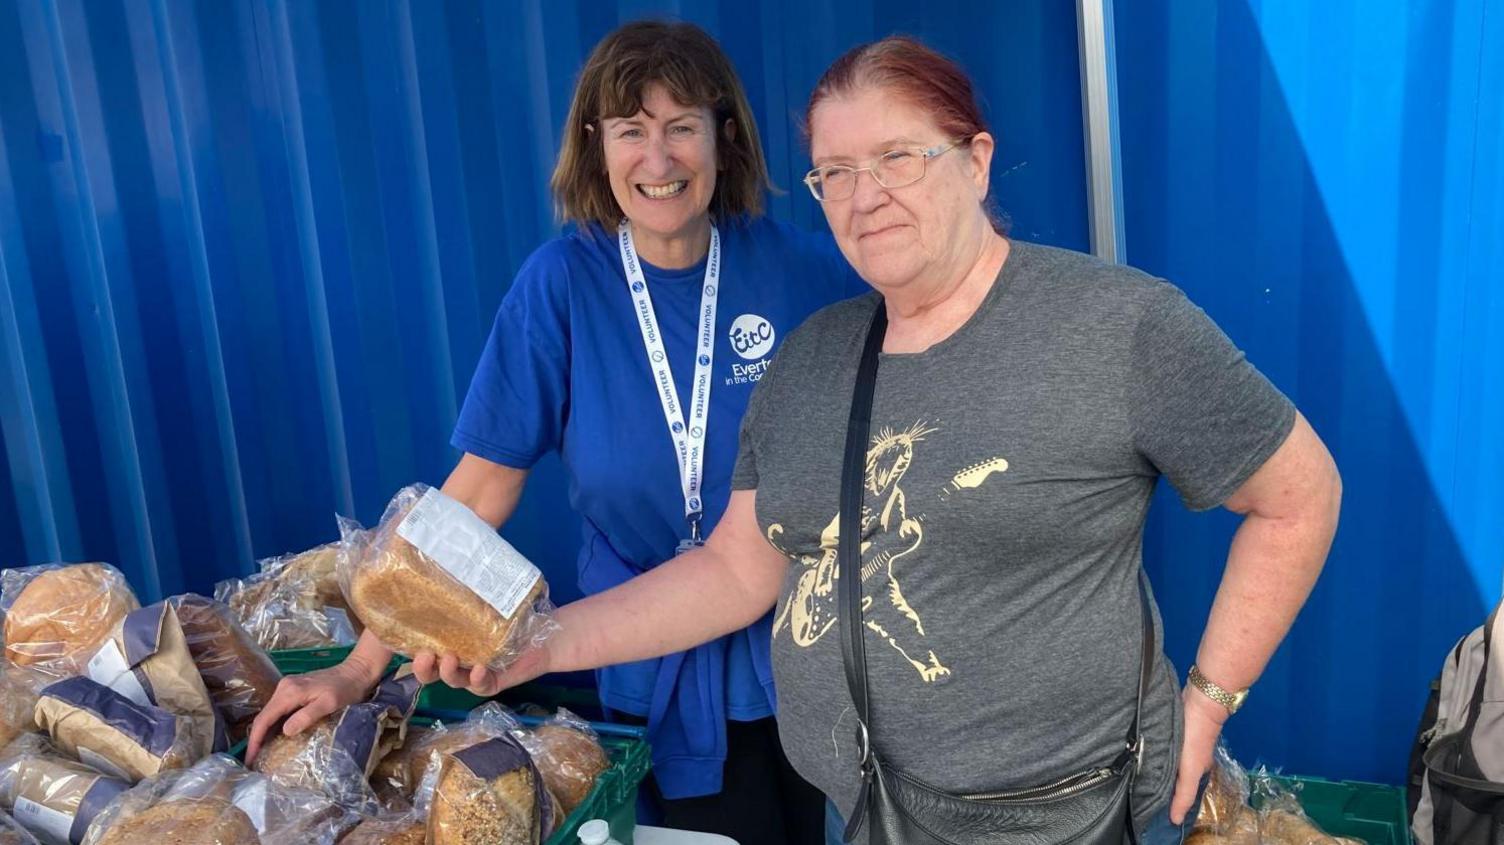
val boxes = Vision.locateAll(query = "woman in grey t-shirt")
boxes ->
[412,35,1342,845]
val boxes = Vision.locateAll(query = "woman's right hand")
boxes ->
[409,645,551,699]
[245,657,381,764]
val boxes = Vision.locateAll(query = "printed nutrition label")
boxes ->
[13,796,73,845]
[396,487,541,619]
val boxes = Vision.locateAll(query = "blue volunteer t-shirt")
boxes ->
[452,214,862,797]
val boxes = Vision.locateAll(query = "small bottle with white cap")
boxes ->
[577,819,623,845]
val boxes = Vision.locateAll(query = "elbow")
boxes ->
[1320,450,1343,529]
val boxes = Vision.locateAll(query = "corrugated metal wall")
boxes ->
[0,0,1086,599]
[1118,0,1504,784]
[5,0,1498,787]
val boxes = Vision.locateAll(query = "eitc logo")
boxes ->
[729,314,775,360]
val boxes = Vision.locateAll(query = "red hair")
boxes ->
[805,36,1003,229]
[805,36,990,147]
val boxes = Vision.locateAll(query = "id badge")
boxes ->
[676,517,705,555]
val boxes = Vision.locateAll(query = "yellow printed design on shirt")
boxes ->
[769,420,1009,685]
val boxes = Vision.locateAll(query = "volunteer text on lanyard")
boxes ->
[618,219,721,554]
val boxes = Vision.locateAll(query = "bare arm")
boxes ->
[442,452,530,528]
[1170,410,1341,820]
[425,488,789,692]
[550,489,788,670]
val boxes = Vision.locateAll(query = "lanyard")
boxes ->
[618,219,721,547]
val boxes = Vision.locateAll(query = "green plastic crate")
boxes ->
[268,644,356,675]
[1270,776,1411,845]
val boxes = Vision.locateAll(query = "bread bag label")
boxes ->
[84,641,150,708]
[396,488,541,619]
[12,798,69,845]
[73,748,131,783]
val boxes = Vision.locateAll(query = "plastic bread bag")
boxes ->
[425,733,546,845]
[81,754,358,845]
[338,484,557,671]
[0,734,130,845]
[405,705,522,815]
[32,677,199,783]
[369,709,522,812]
[0,811,40,845]
[369,722,441,810]
[167,595,281,743]
[252,666,423,814]
[81,601,224,754]
[0,665,41,752]
[337,811,426,844]
[514,707,609,817]
[1248,767,1364,845]
[251,543,349,615]
[1,566,138,676]
[1190,741,1251,832]
[215,542,360,652]
[1185,742,1259,845]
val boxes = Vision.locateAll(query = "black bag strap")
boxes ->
[836,301,1155,770]
[1460,602,1500,738]
[839,304,887,735]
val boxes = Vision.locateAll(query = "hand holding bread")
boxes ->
[338,485,556,673]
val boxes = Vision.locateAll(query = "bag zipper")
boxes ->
[959,767,1116,802]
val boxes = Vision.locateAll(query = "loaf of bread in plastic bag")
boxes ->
[216,543,359,652]
[2,565,138,674]
[0,735,130,845]
[33,677,200,783]
[517,709,609,816]
[339,485,554,671]
[252,668,422,814]
[168,595,281,743]
[426,734,543,845]
[81,755,357,845]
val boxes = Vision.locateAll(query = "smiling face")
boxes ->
[601,83,723,258]
[808,85,994,295]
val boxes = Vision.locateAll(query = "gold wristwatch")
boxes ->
[1187,665,1249,715]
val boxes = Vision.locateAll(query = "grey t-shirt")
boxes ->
[732,240,1296,833]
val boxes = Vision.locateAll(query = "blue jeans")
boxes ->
[826,799,846,845]
[823,775,1206,845]
[1139,795,1203,845]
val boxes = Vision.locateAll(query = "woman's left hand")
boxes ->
[1170,686,1230,824]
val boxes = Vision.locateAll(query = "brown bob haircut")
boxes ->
[551,20,772,228]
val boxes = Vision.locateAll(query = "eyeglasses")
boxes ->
[803,139,966,202]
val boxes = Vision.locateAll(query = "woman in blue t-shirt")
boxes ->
[248,20,858,844]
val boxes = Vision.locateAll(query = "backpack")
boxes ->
[1413,602,1504,845]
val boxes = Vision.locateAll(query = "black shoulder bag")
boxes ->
[839,304,1155,845]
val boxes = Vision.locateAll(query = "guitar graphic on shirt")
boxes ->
[770,422,959,683]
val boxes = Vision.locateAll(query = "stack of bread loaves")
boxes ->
[0,482,582,845]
